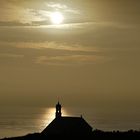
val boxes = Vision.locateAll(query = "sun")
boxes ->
[50,12,64,25]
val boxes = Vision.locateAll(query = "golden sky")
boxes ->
[0,0,140,110]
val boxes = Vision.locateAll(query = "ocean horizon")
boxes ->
[0,106,140,138]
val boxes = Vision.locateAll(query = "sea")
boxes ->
[0,106,140,138]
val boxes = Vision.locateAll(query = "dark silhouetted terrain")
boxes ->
[1,130,140,140]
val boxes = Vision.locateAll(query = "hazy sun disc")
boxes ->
[50,12,64,25]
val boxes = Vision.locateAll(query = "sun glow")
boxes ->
[50,12,64,25]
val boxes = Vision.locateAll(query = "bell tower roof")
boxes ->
[56,101,61,107]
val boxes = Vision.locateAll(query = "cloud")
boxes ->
[46,3,68,9]
[0,20,138,30]
[0,0,80,26]
[1,0,139,28]
[0,41,105,66]
[0,1,49,24]
[46,2,79,14]
[0,21,31,26]
[35,55,104,65]
[0,41,97,53]
[1,0,140,27]
[0,53,24,58]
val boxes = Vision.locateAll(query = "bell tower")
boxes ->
[55,102,62,118]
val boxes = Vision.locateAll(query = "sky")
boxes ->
[0,0,140,111]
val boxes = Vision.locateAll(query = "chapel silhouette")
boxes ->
[41,102,92,136]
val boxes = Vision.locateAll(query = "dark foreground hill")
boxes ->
[1,130,140,140]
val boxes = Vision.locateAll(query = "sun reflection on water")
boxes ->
[39,107,70,131]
